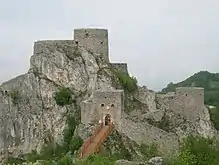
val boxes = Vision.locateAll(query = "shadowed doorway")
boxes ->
[104,114,111,126]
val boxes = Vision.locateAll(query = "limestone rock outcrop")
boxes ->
[0,40,115,157]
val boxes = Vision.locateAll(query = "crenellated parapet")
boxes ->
[111,63,129,75]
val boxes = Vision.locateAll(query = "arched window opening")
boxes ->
[101,103,104,107]
[111,104,115,107]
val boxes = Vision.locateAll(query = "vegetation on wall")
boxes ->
[111,69,141,113]
[115,70,138,93]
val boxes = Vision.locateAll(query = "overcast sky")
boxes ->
[0,0,219,91]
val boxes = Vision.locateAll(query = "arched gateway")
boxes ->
[104,114,111,126]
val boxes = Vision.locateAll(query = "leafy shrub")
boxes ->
[208,105,219,130]
[116,71,138,93]
[54,87,74,106]
[63,115,77,145]
[69,136,83,153]
[170,135,219,165]
[77,154,116,165]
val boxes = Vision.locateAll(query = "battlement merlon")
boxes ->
[73,28,109,63]
[111,63,129,75]
[33,40,79,55]
[175,87,204,96]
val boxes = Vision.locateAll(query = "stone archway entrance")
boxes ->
[104,114,111,126]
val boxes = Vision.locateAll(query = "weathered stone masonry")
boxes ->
[170,87,204,122]
[156,87,205,123]
[111,63,129,75]
[81,90,124,129]
[74,28,109,63]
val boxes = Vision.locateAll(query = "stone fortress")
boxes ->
[74,29,216,155]
[0,28,216,160]
[75,28,203,125]
[74,28,128,74]
[74,29,127,128]
[75,28,216,154]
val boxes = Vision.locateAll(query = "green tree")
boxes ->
[54,87,74,106]
[69,136,83,153]
[116,71,138,93]
[170,135,219,165]
[209,104,219,130]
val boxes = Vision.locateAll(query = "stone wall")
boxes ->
[155,92,175,110]
[74,28,109,62]
[118,118,179,155]
[156,87,205,123]
[137,86,157,112]
[111,63,128,75]
[80,100,99,125]
[170,87,204,122]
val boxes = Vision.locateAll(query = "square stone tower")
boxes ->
[93,90,124,128]
[170,87,204,122]
[74,28,109,63]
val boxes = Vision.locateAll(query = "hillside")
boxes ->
[162,71,219,106]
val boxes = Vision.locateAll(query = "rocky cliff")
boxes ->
[0,40,114,156]
[0,33,218,164]
[0,39,154,158]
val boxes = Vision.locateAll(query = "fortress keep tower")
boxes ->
[170,87,204,122]
[81,90,124,128]
[74,28,109,62]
